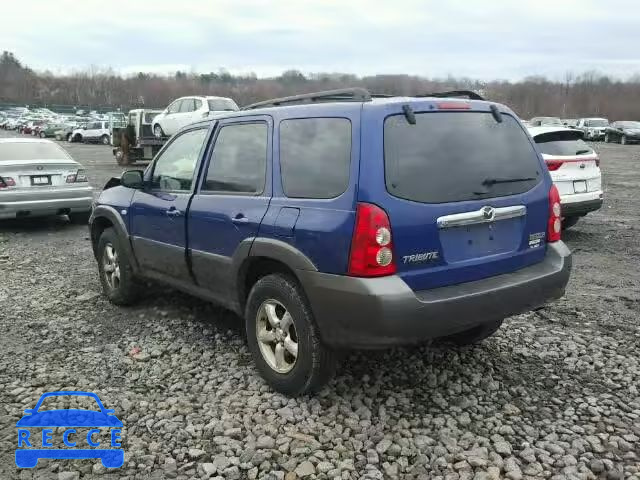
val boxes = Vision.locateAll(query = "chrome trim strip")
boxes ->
[437,205,526,229]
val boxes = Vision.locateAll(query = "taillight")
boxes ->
[545,159,563,171]
[348,203,396,277]
[0,176,15,188]
[66,169,87,183]
[548,184,561,242]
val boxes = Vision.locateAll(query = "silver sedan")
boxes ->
[0,138,93,221]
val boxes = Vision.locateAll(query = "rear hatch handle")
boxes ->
[437,205,526,229]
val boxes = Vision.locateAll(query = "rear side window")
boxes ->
[279,118,351,198]
[534,131,593,156]
[203,122,267,194]
[384,112,541,203]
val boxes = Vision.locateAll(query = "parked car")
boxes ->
[70,121,111,144]
[576,118,609,140]
[562,119,578,128]
[530,116,563,127]
[152,96,239,138]
[528,126,603,229]
[90,88,571,395]
[0,138,93,221]
[604,121,640,144]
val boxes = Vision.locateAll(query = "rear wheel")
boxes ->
[101,134,110,145]
[604,133,610,143]
[562,215,580,230]
[441,319,503,346]
[245,274,337,396]
[39,131,46,138]
[97,227,139,305]
[621,135,627,145]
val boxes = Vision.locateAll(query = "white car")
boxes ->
[152,96,238,138]
[0,138,93,221]
[528,126,603,229]
[70,121,111,144]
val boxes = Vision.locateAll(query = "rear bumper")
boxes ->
[0,187,93,219]
[299,242,572,349]
[561,193,603,217]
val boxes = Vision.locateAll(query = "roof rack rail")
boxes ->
[414,90,484,100]
[243,88,373,110]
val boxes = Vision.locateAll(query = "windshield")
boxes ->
[540,117,562,126]
[207,98,239,112]
[0,142,71,161]
[385,112,541,203]
[533,131,594,156]
[586,119,608,127]
[618,121,640,128]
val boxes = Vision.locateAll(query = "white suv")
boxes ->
[152,96,238,138]
[528,126,603,229]
[70,121,111,144]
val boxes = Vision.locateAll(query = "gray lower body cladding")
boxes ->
[298,242,572,349]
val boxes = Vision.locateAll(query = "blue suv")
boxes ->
[89,88,571,395]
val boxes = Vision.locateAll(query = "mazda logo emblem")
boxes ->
[37,166,43,171]
[481,206,495,220]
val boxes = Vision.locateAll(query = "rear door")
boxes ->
[533,130,600,196]
[128,126,208,282]
[187,116,272,304]
[361,102,549,291]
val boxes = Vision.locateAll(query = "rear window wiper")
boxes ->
[481,176,536,186]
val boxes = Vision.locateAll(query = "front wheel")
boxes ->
[604,133,609,143]
[441,319,503,346]
[153,124,164,138]
[621,135,627,145]
[101,134,110,145]
[97,227,139,305]
[245,274,337,396]
[39,131,46,138]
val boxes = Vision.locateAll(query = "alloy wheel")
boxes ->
[255,299,299,374]
[102,243,120,290]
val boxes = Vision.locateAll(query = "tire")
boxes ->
[245,274,337,396]
[97,227,139,305]
[441,319,503,346]
[39,131,46,138]
[604,133,609,143]
[621,135,627,145]
[101,134,110,145]
[153,124,164,138]
[562,215,580,230]
[66,133,72,142]
[68,211,91,224]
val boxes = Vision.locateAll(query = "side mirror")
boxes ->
[121,170,144,189]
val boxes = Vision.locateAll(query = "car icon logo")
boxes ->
[481,206,495,221]
[15,391,124,469]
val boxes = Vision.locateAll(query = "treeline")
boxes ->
[2,51,640,120]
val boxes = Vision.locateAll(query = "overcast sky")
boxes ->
[1,0,638,81]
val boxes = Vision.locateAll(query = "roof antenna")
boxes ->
[402,104,416,125]
[490,104,503,123]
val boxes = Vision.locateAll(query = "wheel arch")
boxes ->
[90,205,139,272]
[233,238,317,312]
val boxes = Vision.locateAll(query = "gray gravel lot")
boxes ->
[0,130,639,480]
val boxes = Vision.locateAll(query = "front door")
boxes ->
[129,126,209,282]
[188,116,272,304]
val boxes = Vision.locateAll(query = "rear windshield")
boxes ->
[533,131,593,156]
[586,119,608,127]
[207,99,239,112]
[384,112,541,203]
[0,142,70,161]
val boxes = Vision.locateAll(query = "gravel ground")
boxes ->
[0,130,638,480]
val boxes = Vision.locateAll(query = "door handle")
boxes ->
[165,208,182,217]
[232,214,249,224]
